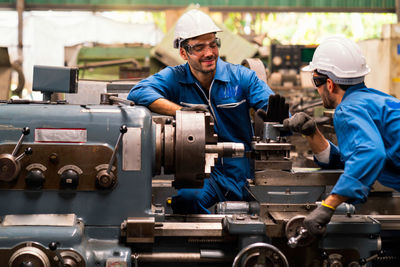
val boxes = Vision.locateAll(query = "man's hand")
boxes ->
[303,204,335,237]
[257,94,289,123]
[180,105,209,112]
[254,94,289,137]
[283,112,316,136]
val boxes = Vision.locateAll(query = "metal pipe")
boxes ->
[17,0,24,62]
[397,0,400,23]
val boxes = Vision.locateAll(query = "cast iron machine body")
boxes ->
[1,66,400,267]
[0,66,247,267]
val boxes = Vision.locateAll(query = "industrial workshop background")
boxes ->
[0,1,400,267]
[0,0,399,99]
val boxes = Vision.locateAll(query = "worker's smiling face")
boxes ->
[180,33,219,75]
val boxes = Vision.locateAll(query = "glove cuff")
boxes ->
[321,200,336,211]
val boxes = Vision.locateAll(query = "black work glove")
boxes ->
[283,112,316,136]
[254,94,289,137]
[303,205,335,237]
[180,105,209,112]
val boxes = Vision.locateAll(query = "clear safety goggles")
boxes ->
[184,38,221,55]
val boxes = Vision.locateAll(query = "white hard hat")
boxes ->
[173,9,222,49]
[303,36,370,85]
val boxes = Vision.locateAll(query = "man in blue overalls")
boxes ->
[283,36,400,236]
[128,9,282,214]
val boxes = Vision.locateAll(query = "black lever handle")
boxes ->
[15,147,33,161]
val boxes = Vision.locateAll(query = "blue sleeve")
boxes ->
[127,67,178,106]
[330,105,386,203]
[314,141,344,169]
[240,67,274,110]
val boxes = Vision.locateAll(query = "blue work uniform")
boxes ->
[315,83,400,203]
[128,58,274,213]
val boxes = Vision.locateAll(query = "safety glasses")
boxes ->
[184,38,221,55]
[311,75,328,88]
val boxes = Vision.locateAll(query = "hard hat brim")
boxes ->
[301,64,314,72]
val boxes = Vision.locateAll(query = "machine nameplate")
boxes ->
[2,214,76,226]
[122,128,141,171]
[35,128,87,143]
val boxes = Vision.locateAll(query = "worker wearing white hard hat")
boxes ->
[283,36,400,237]
[173,9,222,49]
[128,9,287,214]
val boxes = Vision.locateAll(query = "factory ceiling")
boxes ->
[0,0,396,13]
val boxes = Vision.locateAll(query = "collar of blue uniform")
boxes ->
[179,57,230,84]
[342,82,367,100]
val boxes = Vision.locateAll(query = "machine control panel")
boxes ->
[0,144,114,191]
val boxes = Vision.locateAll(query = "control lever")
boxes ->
[15,147,33,161]
[359,250,385,265]
[96,125,128,189]
[0,127,33,182]
[12,127,30,156]
[100,93,135,106]
[48,242,65,267]
[287,227,308,248]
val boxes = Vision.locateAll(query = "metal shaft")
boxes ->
[287,227,308,248]
[109,96,135,106]
[12,135,24,156]
[133,252,228,262]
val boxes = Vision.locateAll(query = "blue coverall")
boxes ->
[127,58,274,213]
[315,83,400,203]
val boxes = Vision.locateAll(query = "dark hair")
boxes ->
[180,39,189,49]
[315,71,354,91]
[337,84,352,91]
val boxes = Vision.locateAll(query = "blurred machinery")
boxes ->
[268,44,316,90]
[0,65,400,267]
[358,23,400,98]
[64,43,163,81]
[0,47,25,99]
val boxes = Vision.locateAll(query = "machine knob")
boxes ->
[96,170,116,189]
[287,227,308,248]
[95,125,127,190]
[48,242,58,251]
[19,261,34,267]
[9,245,50,267]
[0,127,32,182]
[0,147,33,182]
[25,169,45,189]
[60,169,79,189]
